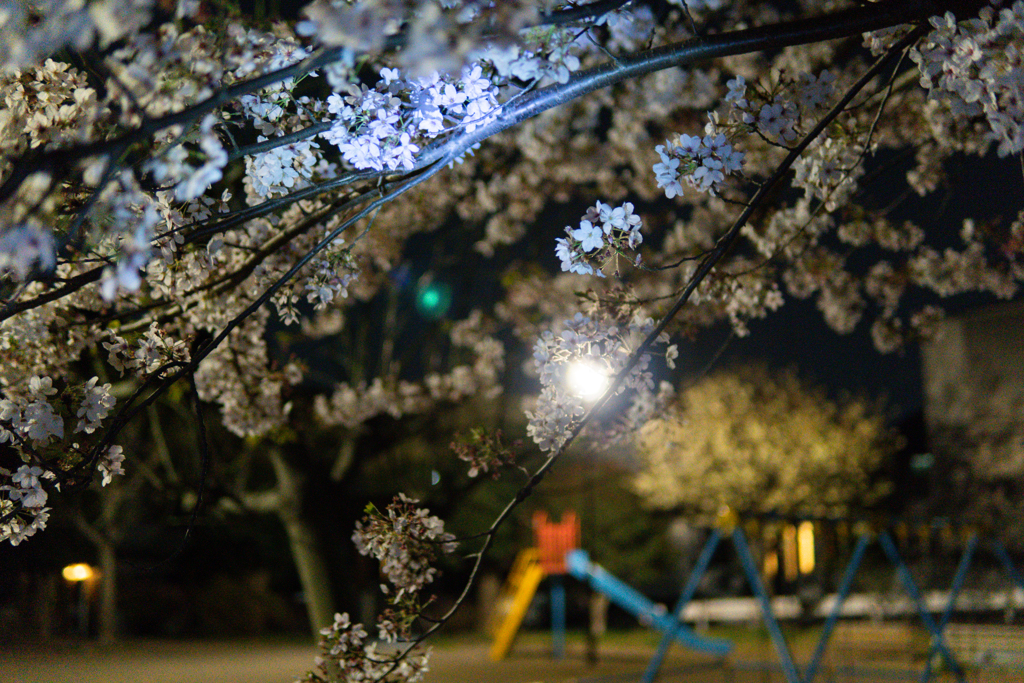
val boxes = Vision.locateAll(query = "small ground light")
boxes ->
[565,361,610,400]
[62,563,95,582]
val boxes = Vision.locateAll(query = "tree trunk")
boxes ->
[269,449,337,636]
[73,509,119,644]
[279,510,337,635]
[97,538,118,644]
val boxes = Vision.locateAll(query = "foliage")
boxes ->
[633,365,898,517]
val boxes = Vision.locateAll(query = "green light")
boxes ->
[415,282,451,319]
[421,289,440,309]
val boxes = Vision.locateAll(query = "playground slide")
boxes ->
[489,549,546,661]
[566,549,734,657]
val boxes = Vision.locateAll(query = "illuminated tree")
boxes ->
[633,364,898,517]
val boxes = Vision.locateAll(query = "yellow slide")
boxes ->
[489,548,546,661]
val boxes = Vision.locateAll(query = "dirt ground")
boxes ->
[1,637,690,683]
[0,636,693,683]
[2,633,1022,683]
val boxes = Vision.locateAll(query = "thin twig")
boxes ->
[388,22,930,669]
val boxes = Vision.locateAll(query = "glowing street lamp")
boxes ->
[565,360,610,400]
[62,563,95,582]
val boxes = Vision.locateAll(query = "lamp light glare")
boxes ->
[62,563,95,582]
[566,361,610,400]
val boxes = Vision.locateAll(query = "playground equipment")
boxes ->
[490,509,1024,683]
[489,510,733,661]
[640,511,1024,683]
[566,549,733,657]
[489,511,579,661]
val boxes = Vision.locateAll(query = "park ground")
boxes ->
[3,629,1023,683]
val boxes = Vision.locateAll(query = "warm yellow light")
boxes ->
[763,550,778,578]
[782,525,798,582]
[565,361,610,400]
[797,521,816,574]
[62,563,95,582]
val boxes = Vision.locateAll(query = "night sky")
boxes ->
[684,297,922,420]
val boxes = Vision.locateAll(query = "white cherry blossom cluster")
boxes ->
[554,201,644,276]
[910,3,1024,156]
[480,24,582,85]
[352,493,457,601]
[299,610,431,683]
[1,376,64,444]
[1,465,52,545]
[603,4,656,53]
[742,196,833,260]
[451,428,520,479]
[0,0,202,75]
[0,375,123,545]
[84,171,163,301]
[782,248,865,334]
[97,444,126,486]
[526,313,673,452]
[0,219,55,281]
[0,58,99,166]
[724,75,799,145]
[74,377,117,434]
[239,89,330,202]
[103,324,191,378]
[304,249,359,312]
[695,269,786,338]
[729,69,836,139]
[145,115,228,202]
[321,64,499,172]
[246,138,320,198]
[711,69,837,170]
[315,312,503,428]
[654,128,745,199]
[2,465,49,508]
[194,312,303,438]
[792,136,863,212]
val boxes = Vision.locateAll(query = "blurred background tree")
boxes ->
[633,364,899,518]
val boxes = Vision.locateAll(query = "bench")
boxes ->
[831,621,930,663]
[944,624,1024,668]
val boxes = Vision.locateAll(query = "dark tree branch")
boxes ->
[384,25,926,666]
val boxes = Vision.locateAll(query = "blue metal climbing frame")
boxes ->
[640,518,1024,683]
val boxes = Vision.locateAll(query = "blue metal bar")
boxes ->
[551,574,566,659]
[940,534,978,630]
[802,533,872,683]
[877,531,964,682]
[991,540,1024,593]
[919,533,977,683]
[732,526,801,683]
[643,528,725,683]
